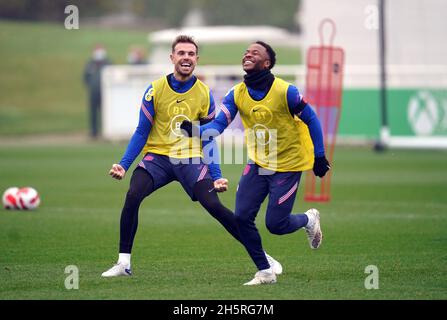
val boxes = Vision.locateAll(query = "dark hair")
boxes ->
[255,41,276,69]
[172,35,198,54]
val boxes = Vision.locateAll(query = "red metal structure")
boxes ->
[304,19,345,202]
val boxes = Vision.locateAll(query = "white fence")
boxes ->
[101,64,447,149]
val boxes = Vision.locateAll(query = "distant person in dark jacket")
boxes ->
[83,44,111,138]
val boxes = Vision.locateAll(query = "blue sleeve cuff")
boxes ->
[202,139,222,180]
[208,163,222,181]
[119,127,148,171]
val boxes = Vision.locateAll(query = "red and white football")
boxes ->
[17,187,41,210]
[2,187,20,209]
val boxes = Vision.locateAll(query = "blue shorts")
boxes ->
[136,153,212,201]
[236,163,302,216]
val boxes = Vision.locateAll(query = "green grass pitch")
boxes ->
[0,144,446,299]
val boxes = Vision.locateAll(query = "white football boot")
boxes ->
[265,252,283,275]
[243,270,277,286]
[101,262,132,277]
[304,208,323,249]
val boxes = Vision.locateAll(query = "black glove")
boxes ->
[313,156,331,178]
[180,120,193,137]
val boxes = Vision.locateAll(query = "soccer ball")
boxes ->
[2,187,20,209]
[17,187,41,210]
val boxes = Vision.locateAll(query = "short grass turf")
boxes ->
[0,144,446,299]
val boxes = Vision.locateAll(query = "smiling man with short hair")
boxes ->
[102,36,282,279]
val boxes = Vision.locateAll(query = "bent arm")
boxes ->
[200,89,239,137]
[287,85,325,157]
[119,87,155,170]
[202,139,222,180]
[298,105,325,157]
[200,90,223,181]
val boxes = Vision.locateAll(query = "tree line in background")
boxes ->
[0,0,301,31]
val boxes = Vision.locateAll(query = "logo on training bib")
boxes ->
[252,123,271,146]
[145,88,155,102]
[168,99,192,118]
[250,104,273,125]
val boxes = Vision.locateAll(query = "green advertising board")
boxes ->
[339,89,447,139]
